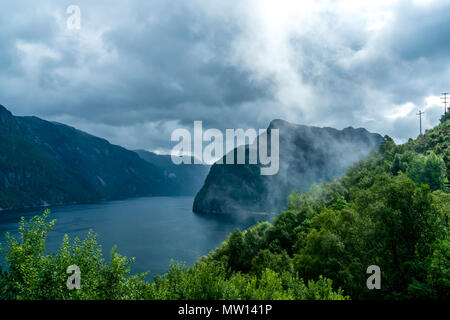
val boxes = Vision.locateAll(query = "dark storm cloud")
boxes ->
[98,5,267,122]
[0,0,449,151]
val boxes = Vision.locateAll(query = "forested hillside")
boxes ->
[0,105,206,210]
[200,117,449,299]
[0,119,448,300]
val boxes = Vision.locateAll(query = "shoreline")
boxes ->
[0,194,199,215]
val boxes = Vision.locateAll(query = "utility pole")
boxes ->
[416,110,424,136]
[441,92,449,116]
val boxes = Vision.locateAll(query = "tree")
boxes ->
[357,174,445,298]
[0,210,150,300]
[407,152,446,191]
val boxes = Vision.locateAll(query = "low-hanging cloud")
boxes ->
[0,0,448,151]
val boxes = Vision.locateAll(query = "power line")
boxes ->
[416,110,424,136]
[441,92,449,116]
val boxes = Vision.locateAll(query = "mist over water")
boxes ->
[0,197,271,278]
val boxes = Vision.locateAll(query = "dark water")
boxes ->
[0,197,271,278]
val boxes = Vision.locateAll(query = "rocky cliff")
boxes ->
[193,119,383,214]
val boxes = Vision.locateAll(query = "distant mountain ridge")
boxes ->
[134,150,210,196]
[193,119,383,214]
[0,104,207,211]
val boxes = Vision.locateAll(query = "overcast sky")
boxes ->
[0,0,449,152]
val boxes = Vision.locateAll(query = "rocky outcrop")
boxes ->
[193,119,383,214]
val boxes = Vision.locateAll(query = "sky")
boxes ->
[0,0,449,153]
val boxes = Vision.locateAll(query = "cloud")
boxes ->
[0,0,449,151]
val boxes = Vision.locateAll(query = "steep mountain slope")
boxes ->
[193,119,383,214]
[0,105,180,210]
[0,106,99,209]
[134,150,210,196]
[419,118,450,181]
[199,120,449,300]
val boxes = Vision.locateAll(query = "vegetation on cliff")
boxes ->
[0,119,448,300]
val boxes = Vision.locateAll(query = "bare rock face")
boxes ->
[193,119,383,215]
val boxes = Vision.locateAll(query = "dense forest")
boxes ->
[0,117,448,300]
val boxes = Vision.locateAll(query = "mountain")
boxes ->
[134,150,210,195]
[0,104,200,211]
[193,119,383,214]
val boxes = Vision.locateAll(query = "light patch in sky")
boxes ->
[386,102,415,120]
[0,0,449,151]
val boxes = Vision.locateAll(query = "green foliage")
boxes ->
[379,135,396,156]
[428,234,450,298]
[440,113,450,124]
[406,152,446,190]
[1,120,448,300]
[356,174,445,298]
[0,210,346,300]
[422,119,450,180]
[293,206,369,298]
[202,120,449,300]
[0,209,151,300]
[251,249,293,276]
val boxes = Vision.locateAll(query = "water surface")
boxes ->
[0,196,271,277]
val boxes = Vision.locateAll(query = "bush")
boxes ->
[0,210,347,300]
